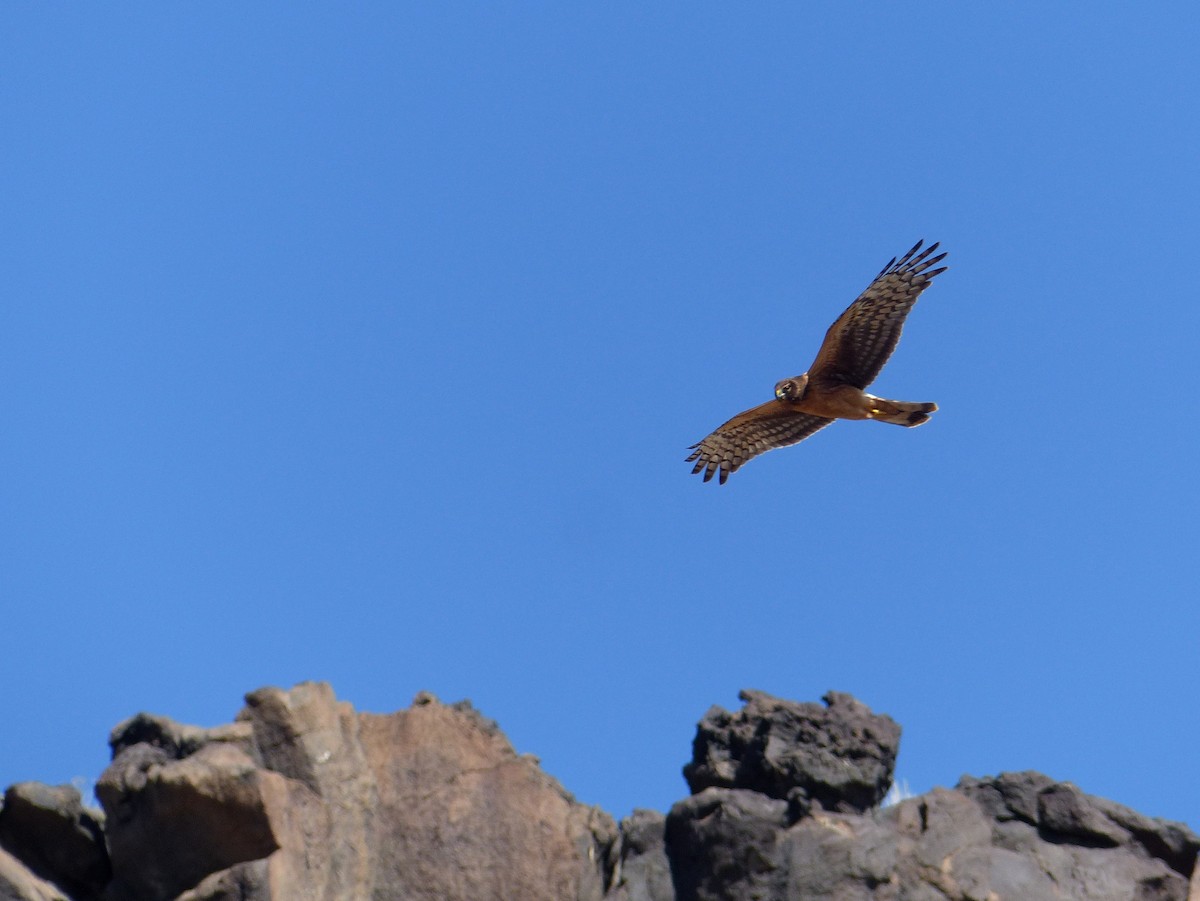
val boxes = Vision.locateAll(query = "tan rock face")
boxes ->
[351,695,612,901]
[90,682,614,901]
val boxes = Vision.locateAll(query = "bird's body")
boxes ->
[687,240,947,484]
[777,378,935,424]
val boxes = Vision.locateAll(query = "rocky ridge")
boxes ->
[0,684,1195,901]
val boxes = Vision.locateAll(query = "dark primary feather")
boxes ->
[810,239,948,390]
[686,404,834,484]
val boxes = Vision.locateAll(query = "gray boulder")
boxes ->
[0,783,108,900]
[683,689,902,813]
[606,809,673,901]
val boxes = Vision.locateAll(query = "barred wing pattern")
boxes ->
[686,402,834,484]
[808,240,947,390]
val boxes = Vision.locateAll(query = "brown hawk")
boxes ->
[687,240,948,484]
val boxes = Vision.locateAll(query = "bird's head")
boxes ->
[774,374,809,403]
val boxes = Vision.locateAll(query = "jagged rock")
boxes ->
[957,772,1200,900]
[668,695,1197,900]
[666,779,1198,901]
[956,767,1051,825]
[683,689,901,813]
[250,683,615,900]
[96,710,271,899]
[1,686,1196,901]
[92,681,615,901]
[0,783,108,900]
[96,736,277,901]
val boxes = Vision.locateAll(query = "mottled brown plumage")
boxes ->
[687,240,947,484]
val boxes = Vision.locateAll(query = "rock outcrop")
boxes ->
[0,782,109,900]
[94,683,613,901]
[0,684,1195,901]
[683,689,901,813]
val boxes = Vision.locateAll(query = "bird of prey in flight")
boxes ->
[687,240,948,484]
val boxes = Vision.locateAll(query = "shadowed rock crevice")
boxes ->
[0,684,1195,901]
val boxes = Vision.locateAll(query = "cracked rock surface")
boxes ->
[5,683,614,901]
[0,685,1196,901]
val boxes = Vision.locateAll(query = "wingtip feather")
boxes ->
[895,240,924,268]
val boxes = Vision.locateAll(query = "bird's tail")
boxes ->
[868,398,937,427]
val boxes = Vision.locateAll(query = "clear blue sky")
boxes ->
[2,5,1198,829]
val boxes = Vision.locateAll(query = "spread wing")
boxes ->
[808,240,948,390]
[686,401,834,484]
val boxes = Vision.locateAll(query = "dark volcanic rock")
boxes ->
[668,694,1197,900]
[0,782,109,899]
[957,772,1200,898]
[669,778,1199,901]
[666,788,789,901]
[607,809,674,901]
[683,689,901,813]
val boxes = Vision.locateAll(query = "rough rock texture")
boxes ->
[0,683,612,901]
[757,784,1197,901]
[664,692,1198,901]
[684,690,902,813]
[96,715,277,901]
[0,684,1196,901]
[607,809,674,901]
[98,683,614,901]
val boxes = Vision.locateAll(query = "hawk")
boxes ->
[687,240,948,484]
